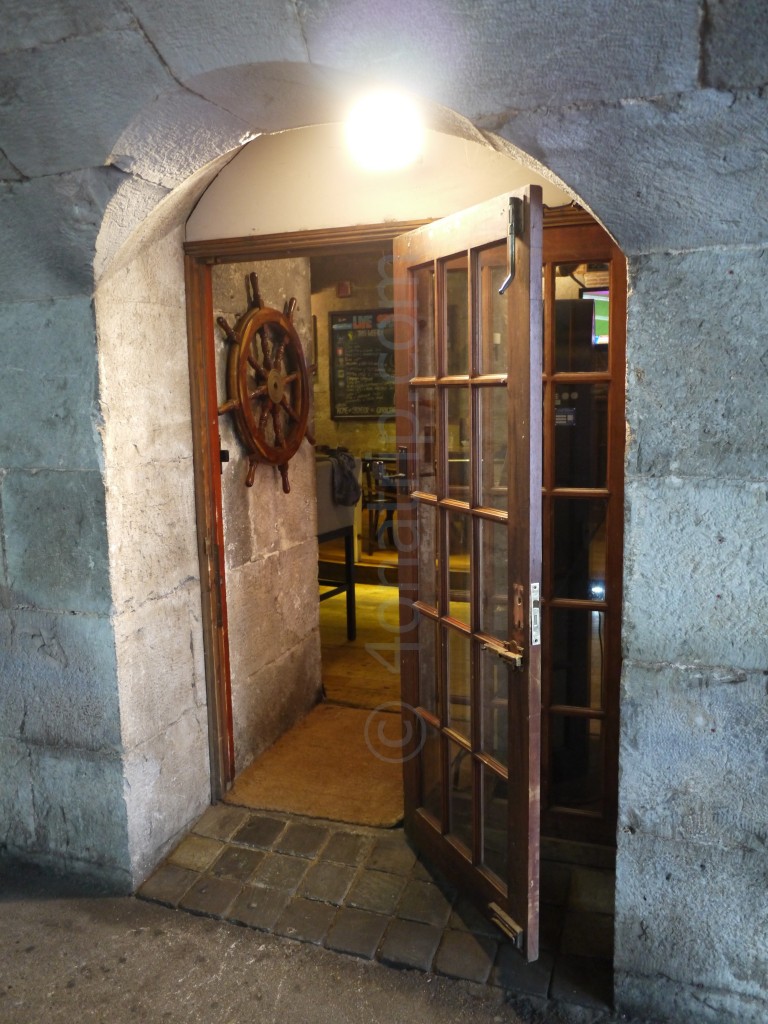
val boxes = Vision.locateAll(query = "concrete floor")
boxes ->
[1,857,658,1024]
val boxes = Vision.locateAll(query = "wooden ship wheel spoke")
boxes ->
[217,273,314,493]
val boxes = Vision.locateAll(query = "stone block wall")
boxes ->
[0,246,129,885]
[614,249,768,1022]
[212,261,321,773]
[95,223,211,885]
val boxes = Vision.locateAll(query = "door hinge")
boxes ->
[488,902,524,949]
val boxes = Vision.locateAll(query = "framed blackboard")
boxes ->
[329,308,395,419]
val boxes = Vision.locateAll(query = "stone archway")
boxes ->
[93,69,588,885]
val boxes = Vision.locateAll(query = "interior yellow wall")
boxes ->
[311,252,398,457]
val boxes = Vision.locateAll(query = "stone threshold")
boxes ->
[137,804,615,1010]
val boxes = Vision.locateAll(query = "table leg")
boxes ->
[344,527,356,641]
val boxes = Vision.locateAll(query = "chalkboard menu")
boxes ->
[329,308,395,419]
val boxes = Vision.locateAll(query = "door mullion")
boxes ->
[435,250,449,836]
[468,241,481,866]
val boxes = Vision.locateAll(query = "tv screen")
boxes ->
[580,289,609,346]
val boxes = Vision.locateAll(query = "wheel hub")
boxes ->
[267,368,286,404]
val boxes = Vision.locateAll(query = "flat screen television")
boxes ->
[580,288,609,346]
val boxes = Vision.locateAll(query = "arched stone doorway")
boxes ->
[91,55,623,991]
[95,76,620,864]
[73,24,768,1015]
[181,125,626,852]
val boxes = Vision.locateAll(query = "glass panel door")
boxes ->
[541,231,626,845]
[394,188,543,960]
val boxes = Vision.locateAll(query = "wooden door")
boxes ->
[540,216,626,846]
[393,187,543,960]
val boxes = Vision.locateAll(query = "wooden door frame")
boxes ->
[540,220,626,845]
[183,221,430,798]
[182,207,619,813]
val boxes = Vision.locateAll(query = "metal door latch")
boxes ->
[481,638,524,669]
[488,902,524,949]
[530,582,541,647]
[498,196,523,295]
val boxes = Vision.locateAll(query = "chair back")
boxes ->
[364,459,398,502]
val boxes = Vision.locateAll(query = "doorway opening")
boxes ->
[171,198,623,1000]
[309,246,404,731]
[311,247,406,827]
[186,203,626,843]
[200,244,410,832]
[185,205,624,848]
[179,121,625,997]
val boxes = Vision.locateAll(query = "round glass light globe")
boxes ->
[345,90,424,172]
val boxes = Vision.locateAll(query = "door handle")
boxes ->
[397,445,410,494]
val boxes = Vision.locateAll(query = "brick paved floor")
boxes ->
[137,805,615,1011]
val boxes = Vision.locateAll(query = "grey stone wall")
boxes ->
[614,248,768,1023]
[0,287,129,885]
[95,221,211,885]
[212,261,321,772]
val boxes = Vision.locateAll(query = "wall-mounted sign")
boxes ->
[329,308,395,419]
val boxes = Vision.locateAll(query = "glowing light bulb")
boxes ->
[345,89,424,172]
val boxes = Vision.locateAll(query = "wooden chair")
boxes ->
[362,459,398,554]
[316,456,359,640]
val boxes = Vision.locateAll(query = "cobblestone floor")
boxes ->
[137,805,615,1011]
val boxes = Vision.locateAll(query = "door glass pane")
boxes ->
[551,608,605,710]
[413,264,435,378]
[414,387,437,492]
[478,386,508,509]
[482,765,508,886]
[478,519,508,640]
[418,614,439,715]
[549,715,603,811]
[417,501,438,609]
[447,510,470,625]
[552,498,607,600]
[448,452,470,502]
[448,739,473,854]
[554,382,609,488]
[478,244,508,375]
[554,262,610,373]
[445,256,469,376]
[446,387,470,499]
[480,645,508,765]
[446,626,471,741]
[420,722,443,823]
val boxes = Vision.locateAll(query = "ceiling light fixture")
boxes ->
[344,89,424,172]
